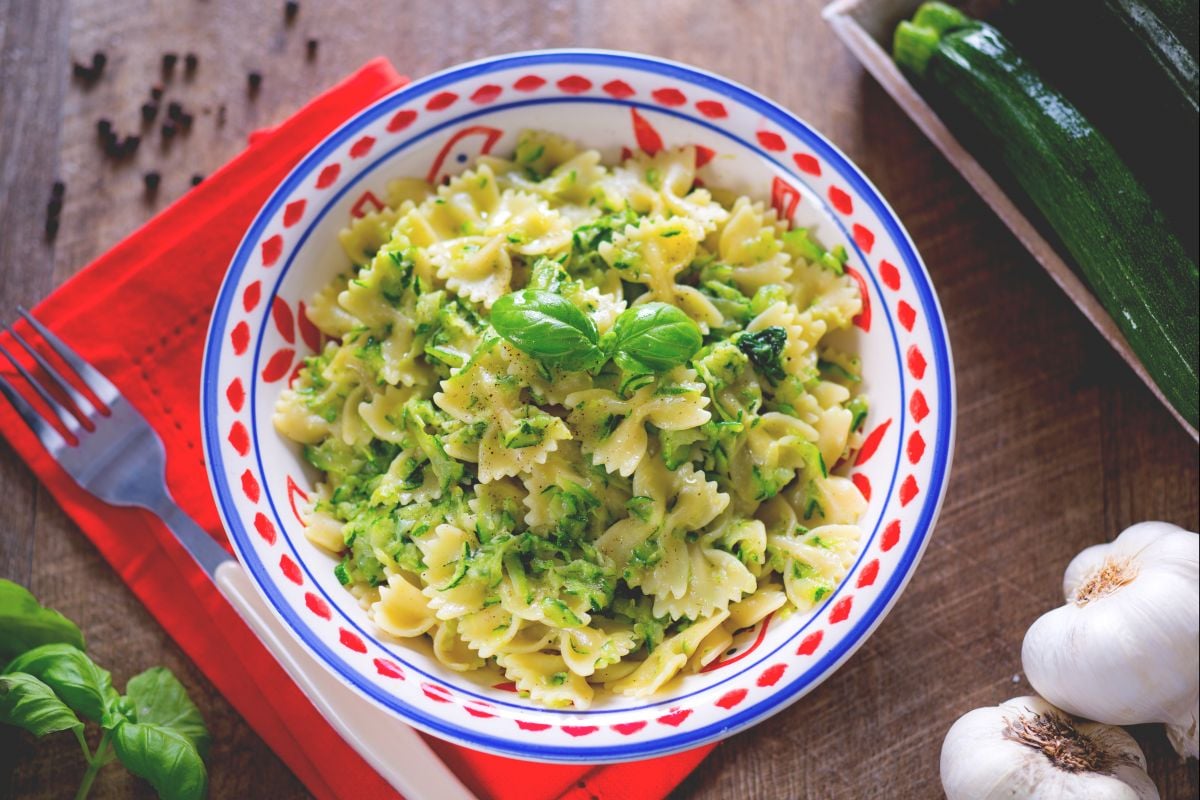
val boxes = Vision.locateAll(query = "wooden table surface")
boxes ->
[1,1,1197,798]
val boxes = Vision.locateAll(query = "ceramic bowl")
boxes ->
[201,49,955,763]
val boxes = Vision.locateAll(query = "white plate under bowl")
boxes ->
[201,49,956,763]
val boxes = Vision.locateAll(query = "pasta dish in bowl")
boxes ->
[202,51,954,761]
[273,130,869,709]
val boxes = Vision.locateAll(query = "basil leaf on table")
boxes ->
[4,643,114,722]
[0,579,85,659]
[111,721,207,800]
[0,672,83,737]
[490,289,605,371]
[122,667,210,757]
[609,302,703,372]
[110,667,210,800]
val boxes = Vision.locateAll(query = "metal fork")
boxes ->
[0,309,476,800]
[0,308,230,574]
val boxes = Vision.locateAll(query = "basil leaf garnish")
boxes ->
[490,290,605,371]
[609,302,702,372]
[110,667,210,800]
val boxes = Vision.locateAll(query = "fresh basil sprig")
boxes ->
[0,579,209,800]
[490,291,702,374]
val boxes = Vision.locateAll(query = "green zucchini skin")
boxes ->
[897,9,1199,428]
[994,0,1199,262]
[1136,0,1198,64]
[1103,0,1199,116]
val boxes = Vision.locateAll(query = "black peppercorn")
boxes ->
[143,171,161,192]
[184,52,198,75]
[162,52,178,75]
[141,102,158,123]
[284,1,299,22]
[191,174,205,186]
[247,71,263,92]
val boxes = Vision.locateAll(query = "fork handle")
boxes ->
[157,499,476,799]
[155,497,236,576]
[214,562,478,800]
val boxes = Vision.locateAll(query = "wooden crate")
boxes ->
[823,0,1198,440]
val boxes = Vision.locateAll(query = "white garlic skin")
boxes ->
[1022,522,1199,755]
[941,696,1159,800]
[1165,698,1199,760]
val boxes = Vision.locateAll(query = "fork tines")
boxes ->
[0,309,115,452]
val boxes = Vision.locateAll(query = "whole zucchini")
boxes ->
[895,3,1199,429]
[997,0,1199,262]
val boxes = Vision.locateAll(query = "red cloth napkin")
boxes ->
[0,59,714,800]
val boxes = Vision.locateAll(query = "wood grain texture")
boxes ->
[0,0,1196,798]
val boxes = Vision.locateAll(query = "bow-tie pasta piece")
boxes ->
[435,340,572,482]
[609,610,730,698]
[372,574,437,639]
[565,367,710,477]
[773,523,861,613]
[597,457,755,621]
[786,254,862,330]
[483,130,608,210]
[339,205,401,265]
[521,441,629,534]
[598,215,723,330]
[559,624,639,677]
[717,197,793,292]
[432,619,485,672]
[498,651,595,709]
[456,605,522,660]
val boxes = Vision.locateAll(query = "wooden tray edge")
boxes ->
[822,0,1198,441]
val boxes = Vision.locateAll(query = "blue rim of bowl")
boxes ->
[201,49,956,762]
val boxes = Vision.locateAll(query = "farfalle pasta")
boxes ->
[274,129,870,708]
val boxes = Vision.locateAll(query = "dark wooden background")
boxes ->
[1,0,1197,797]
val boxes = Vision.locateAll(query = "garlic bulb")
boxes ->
[1022,522,1199,758]
[941,696,1159,799]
